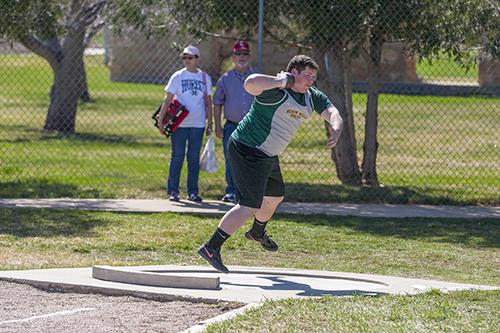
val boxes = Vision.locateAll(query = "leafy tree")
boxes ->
[358,0,422,185]
[1,0,105,133]
[360,0,499,185]
[170,0,366,184]
[0,0,164,134]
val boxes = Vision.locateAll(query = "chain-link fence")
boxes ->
[0,0,499,205]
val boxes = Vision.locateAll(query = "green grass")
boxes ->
[0,54,499,204]
[417,54,479,83]
[207,289,499,332]
[1,209,498,286]
[1,208,498,331]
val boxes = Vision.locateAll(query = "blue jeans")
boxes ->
[167,127,205,195]
[223,121,238,195]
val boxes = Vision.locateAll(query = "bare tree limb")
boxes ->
[200,30,312,50]
[19,35,61,71]
[66,0,107,32]
[84,20,105,47]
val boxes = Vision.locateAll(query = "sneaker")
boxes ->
[245,230,279,251]
[221,193,238,203]
[187,193,203,203]
[169,192,180,202]
[197,244,229,274]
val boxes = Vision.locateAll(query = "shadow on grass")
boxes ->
[285,182,469,205]
[39,131,164,148]
[0,125,163,147]
[278,214,500,248]
[0,179,103,198]
[0,208,109,237]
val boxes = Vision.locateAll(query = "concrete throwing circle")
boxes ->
[92,265,388,298]
[0,265,493,304]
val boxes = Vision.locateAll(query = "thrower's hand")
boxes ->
[276,71,295,90]
[327,127,342,148]
[321,106,343,149]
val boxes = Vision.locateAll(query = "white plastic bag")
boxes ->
[200,134,218,173]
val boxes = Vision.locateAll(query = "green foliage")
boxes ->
[105,0,170,37]
[0,0,61,40]
[410,0,500,65]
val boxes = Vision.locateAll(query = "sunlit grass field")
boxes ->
[1,208,498,331]
[1,54,499,204]
[1,209,498,285]
[207,289,499,332]
[417,54,479,83]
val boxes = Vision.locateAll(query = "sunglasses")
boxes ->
[181,55,197,60]
[234,51,250,56]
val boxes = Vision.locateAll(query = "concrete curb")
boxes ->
[181,303,262,333]
[92,266,220,290]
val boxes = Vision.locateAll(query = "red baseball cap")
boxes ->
[232,40,250,54]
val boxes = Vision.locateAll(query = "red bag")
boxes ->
[152,97,190,138]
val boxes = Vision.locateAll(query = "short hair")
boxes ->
[286,55,319,73]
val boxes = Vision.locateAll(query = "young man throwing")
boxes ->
[198,55,343,273]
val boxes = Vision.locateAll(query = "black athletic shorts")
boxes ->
[228,137,285,208]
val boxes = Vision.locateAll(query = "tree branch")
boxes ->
[67,0,107,32]
[84,20,105,47]
[200,30,312,50]
[19,35,61,71]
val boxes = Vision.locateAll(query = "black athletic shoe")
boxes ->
[168,192,180,202]
[221,193,238,204]
[187,193,203,203]
[244,230,279,251]
[197,244,229,274]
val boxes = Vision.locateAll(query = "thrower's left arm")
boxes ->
[320,106,343,148]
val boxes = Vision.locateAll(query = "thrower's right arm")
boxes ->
[244,72,293,96]
[158,92,175,134]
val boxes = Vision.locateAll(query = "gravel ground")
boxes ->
[0,281,240,333]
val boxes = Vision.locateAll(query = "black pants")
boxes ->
[228,137,285,208]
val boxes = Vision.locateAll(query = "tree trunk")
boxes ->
[343,54,357,152]
[361,33,384,186]
[44,30,86,134]
[78,58,91,102]
[325,44,362,185]
[18,0,104,133]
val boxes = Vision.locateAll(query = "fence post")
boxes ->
[257,0,264,73]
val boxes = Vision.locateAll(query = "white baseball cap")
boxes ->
[180,45,200,57]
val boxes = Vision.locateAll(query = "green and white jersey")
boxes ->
[232,86,333,157]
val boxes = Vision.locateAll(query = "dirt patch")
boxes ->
[0,281,241,333]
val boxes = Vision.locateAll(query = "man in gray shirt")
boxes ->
[213,40,256,203]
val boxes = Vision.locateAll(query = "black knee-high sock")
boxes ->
[207,228,230,250]
[250,218,267,237]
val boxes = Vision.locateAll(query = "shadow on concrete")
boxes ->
[285,182,470,205]
[276,214,500,248]
[222,276,387,297]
